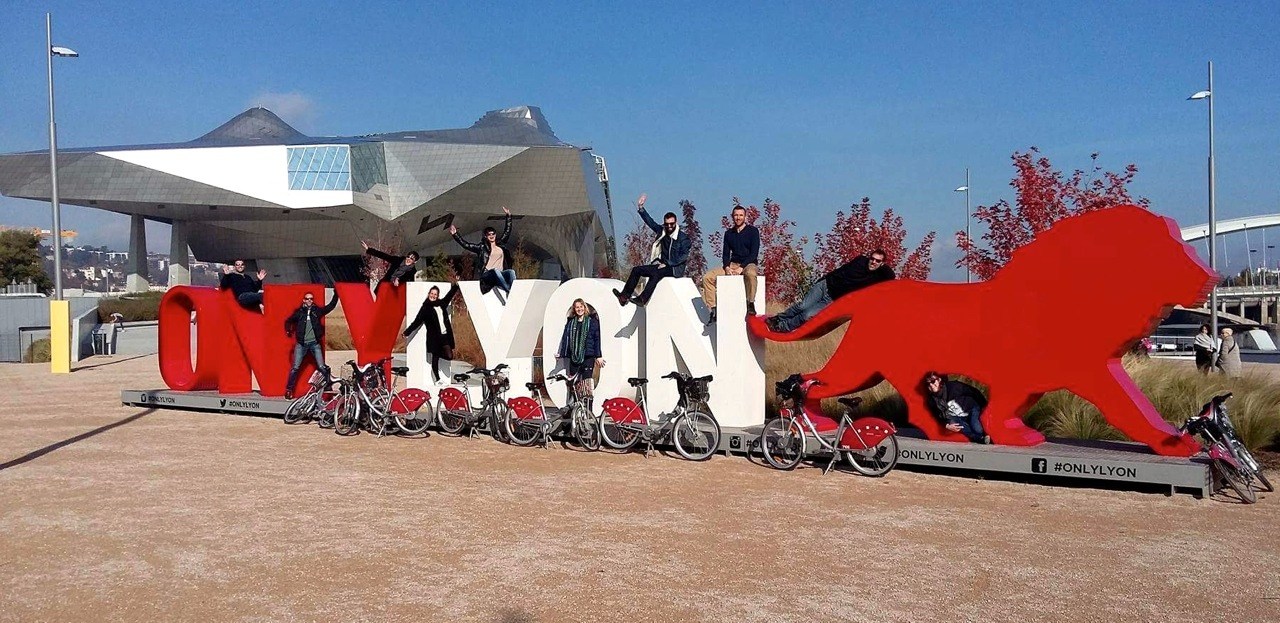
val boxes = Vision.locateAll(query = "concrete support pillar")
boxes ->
[1262,298,1270,326]
[125,214,150,293]
[1238,300,1247,319]
[168,221,191,287]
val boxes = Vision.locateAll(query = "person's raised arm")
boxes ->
[218,271,232,289]
[639,207,662,234]
[320,291,340,315]
[449,224,480,253]
[498,206,513,244]
[363,244,397,263]
[441,283,459,305]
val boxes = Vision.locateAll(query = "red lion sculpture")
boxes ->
[749,206,1216,457]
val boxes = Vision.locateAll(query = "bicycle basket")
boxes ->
[485,371,510,393]
[678,376,711,406]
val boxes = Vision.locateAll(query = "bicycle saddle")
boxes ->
[452,373,470,383]
[627,377,648,387]
[525,382,541,391]
[391,366,409,376]
[837,397,863,410]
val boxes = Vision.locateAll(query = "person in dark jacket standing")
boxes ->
[923,371,991,444]
[220,259,267,312]
[765,250,894,332]
[360,241,418,286]
[556,299,605,406]
[403,283,459,383]
[284,290,340,399]
[450,207,516,296]
[702,204,761,323]
[613,194,692,307]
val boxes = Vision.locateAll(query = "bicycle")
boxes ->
[1181,392,1271,504]
[334,358,433,437]
[435,364,512,441]
[598,372,721,461]
[505,373,601,450]
[758,374,899,476]
[283,369,345,429]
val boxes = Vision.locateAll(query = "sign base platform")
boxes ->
[721,426,1210,497]
[123,389,1210,497]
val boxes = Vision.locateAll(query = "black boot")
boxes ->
[707,308,717,324]
[746,302,757,316]
[612,288,629,306]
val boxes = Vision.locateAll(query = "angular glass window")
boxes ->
[286,145,352,190]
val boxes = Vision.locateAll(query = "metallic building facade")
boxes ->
[0,106,614,286]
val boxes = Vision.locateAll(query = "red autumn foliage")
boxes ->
[620,214,654,274]
[709,197,811,303]
[957,148,1148,281]
[810,197,936,281]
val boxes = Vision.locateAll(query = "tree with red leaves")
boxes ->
[620,215,653,274]
[709,197,811,302]
[810,197,936,281]
[957,148,1148,280]
[679,199,706,279]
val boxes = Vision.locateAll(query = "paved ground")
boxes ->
[1,353,1277,623]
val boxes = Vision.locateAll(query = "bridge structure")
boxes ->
[1181,215,1280,325]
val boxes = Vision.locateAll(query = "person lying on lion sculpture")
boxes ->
[748,205,1216,457]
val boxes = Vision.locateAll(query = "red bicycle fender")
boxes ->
[508,396,544,420]
[602,397,644,424]
[391,388,431,413]
[841,417,897,450]
[439,387,468,411]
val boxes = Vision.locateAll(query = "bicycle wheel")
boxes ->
[1213,459,1257,504]
[759,417,806,470]
[505,405,544,447]
[364,390,391,436]
[572,406,601,451]
[283,393,317,425]
[317,393,339,429]
[845,435,899,477]
[600,415,642,451]
[672,411,720,461]
[489,401,512,443]
[334,394,361,436]
[1236,446,1274,493]
[394,399,433,436]
[436,397,469,436]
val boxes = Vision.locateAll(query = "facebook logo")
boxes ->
[1031,458,1048,474]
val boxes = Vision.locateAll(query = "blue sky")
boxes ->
[2,1,1278,280]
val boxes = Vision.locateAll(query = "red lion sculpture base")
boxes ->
[749,205,1216,457]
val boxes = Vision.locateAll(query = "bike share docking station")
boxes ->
[124,388,1212,498]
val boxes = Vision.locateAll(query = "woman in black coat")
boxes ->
[556,299,605,388]
[403,284,458,382]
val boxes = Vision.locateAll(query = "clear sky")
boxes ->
[2,1,1278,280]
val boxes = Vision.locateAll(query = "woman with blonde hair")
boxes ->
[555,299,605,399]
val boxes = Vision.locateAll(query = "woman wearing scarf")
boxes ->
[556,299,605,400]
[1192,324,1216,374]
[403,283,458,383]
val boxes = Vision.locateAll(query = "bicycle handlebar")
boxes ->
[466,363,510,376]
[661,371,713,383]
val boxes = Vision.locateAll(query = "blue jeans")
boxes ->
[483,268,517,294]
[773,279,833,332]
[286,341,327,392]
[951,406,987,443]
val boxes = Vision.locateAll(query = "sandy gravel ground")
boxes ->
[1,353,1277,623]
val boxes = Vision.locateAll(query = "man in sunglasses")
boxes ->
[284,290,340,399]
[923,371,991,444]
[219,259,268,312]
[613,193,691,307]
[765,249,894,333]
[360,241,419,287]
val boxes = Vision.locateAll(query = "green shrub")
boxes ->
[98,291,164,322]
[23,338,51,363]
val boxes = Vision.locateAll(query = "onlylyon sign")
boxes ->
[156,277,767,428]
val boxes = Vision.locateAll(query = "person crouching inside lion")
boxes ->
[556,299,606,410]
[923,371,992,444]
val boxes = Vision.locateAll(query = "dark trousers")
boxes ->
[951,406,987,443]
[622,264,676,302]
[237,291,263,310]
[1194,347,1214,373]
[286,341,327,392]
[429,345,454,383]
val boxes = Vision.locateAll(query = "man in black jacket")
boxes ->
[450,207,516,296]
[220,259,267,312]
[284,290,340,399]
[766,250,894,332]
[923,371,991,444]
[613,194,692,307]
[702,204,760,323]
[361,242,418,286]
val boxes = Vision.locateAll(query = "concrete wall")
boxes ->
[0,297,99,362]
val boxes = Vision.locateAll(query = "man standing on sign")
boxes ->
[702,203,760,323]
[765,249,894,332]
[613,194,691,307]
[284,290,340,399]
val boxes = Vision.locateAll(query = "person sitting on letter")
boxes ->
[613,193,691,307]
[450,206,516,297]
[702,203,760,323]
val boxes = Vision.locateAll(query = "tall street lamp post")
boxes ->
[46,13,77,374]
[954,168,971,283]
[1189,61,1217,341]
